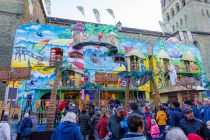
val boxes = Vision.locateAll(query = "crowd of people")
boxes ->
[51,97,210,140]
[0,112,33,140]
[0,97,210,140]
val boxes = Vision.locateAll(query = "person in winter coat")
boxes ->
[20,113,33,140]
[162,103,173,127]
[129,101,147,135]
[79,109,91,140]
[0,114,10,140]
[150,119,160,140]
[107,106,125,140]
[51,112,82,140]
[144,106,152,138]
[91,107,101,140]
[183,100,202,120]
[201,98,210,123]
[170,101,184,127]
[179,107,205,138]
[121,114,146,140]
[205,121,210,140]
[156,106,167,134]
[97,108,110,139]
[9,114,20,140]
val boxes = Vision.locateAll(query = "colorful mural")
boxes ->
[153,37,204,88]
[10,23,151,108]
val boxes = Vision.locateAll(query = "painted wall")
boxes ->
[10,23,150,107]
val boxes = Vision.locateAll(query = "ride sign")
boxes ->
[0,67,31,81]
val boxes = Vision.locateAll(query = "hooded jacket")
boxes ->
[97,117,108,138]
[0,121,10,140]
[20,117,33,137]
[156,110,167,125]
[51,121,82,140]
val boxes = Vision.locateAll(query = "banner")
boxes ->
[0,67,31,81]
[106,8,116,24]
[77,6,85,20]
[92,8,101,23]
[106,8,115,19]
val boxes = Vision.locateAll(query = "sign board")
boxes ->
[0,67,31,81]
[95,72,118,83]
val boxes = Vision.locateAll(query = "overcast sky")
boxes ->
[50,0,163,31]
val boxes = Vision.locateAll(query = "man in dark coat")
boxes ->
[170,101,184,127]
[91,107,101,140]
[183,100,202,120]
[179,107,205,138]
[79,109,91,140]
[107,106,125,140]
[20,113,33,140]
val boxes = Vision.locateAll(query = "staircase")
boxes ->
[46,70,61,131]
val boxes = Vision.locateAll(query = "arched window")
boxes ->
[184,15,187,24]
[36,19,40,23]
[201,9,205,16]
[207,10,209,18]
[166,13,170,21]
[176,3,180,12]
[181,0,186,7]
[130,55,139,71]
[176,22,179,28]
[180,18,183,25]
[171,8,175,17]
[172,25,175,31]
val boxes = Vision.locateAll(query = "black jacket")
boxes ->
[179,118,205,138]
[204,126,210,140]
[107,114,124,140]
[79,112,90,135]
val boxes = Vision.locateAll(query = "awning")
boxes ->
[156,85,207,94]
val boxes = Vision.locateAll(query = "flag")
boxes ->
[93,8,101,23]
[33,39,50,53]
[106,8,115,19]
[77,6,85,20]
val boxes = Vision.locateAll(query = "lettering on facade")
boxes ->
[95,72,118,83]
[0,67,31,81]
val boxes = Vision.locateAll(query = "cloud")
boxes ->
[42,30,54,35]
[17,29,26,33]
[16,37,26,41]
[25,25,41,30]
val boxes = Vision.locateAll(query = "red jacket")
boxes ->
[97,117,108,138]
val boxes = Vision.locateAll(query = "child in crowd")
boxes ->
[151,119,160,140]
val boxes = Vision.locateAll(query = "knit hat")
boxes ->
[187,133,204,140]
